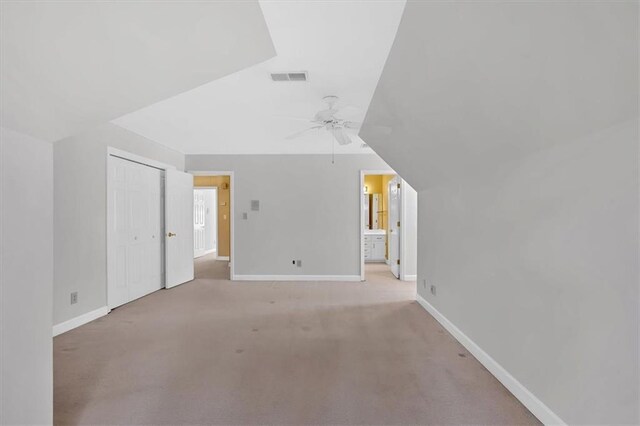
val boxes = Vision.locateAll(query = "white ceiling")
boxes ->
[0,1,274,142]
[113,1,406,155]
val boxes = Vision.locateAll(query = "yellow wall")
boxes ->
[194,176,231,257]
[364,175,383,194]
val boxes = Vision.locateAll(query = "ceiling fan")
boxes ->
[285,95,360,145]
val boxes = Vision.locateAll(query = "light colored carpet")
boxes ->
[54,257,539,425]
[194,253,229,280]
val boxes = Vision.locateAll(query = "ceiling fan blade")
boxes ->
[343,121,361,129]
[285,125,322,140]
[332,127,352,145]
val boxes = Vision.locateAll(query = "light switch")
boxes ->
[251,200,260,211]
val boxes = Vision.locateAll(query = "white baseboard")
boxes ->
[216,256,230,261]
[415,294,564,426]
[402,274,417,281]
[385,258,391,265]
[53,306,109,337]
[233,275,361,282]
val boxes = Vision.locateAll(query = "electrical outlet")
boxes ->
[70,292,78,304]
[422,279,427,289]
[251,200,260,211]
[430,285,437,296]
[296,259,302,267]
[292,260,296,265]
[242,212,248,220]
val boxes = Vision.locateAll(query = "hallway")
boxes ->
[194,252,229,280]
[53,257,537,425]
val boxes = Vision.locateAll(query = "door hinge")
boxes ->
[397,221,401,227]
[397,259,400,265]
[397,183,401,189]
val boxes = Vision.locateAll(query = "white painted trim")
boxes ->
[360,169,396,281]
[234,275,361,282]
[53,306,109,337]
[189,171,236,280]
[415,294,565,426]
[216,256,230,261]
[403,274,417,281]
[399,179,409,281]
[385,258,391,265]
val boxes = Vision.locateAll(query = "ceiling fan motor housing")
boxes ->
[322,95,339,108]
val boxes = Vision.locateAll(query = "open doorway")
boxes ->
[360,170,418,282]
[193,174,232,280]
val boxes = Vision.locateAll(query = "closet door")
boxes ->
[108,157,132,308]
[127,164,163,302]
[108,156,164,309]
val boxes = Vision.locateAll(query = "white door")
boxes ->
[193,190,206,258]
[108,156,164,309]
[204,189,217,253]
[388,177,401,278]
[193,188,217,257]
[166,169,194,288]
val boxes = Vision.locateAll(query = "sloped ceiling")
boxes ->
[112,1,406,155]
[0,1,275,142]
[360,1,638,191]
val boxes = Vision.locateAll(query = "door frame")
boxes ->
[388,175,401,279]
[188,171,236,280]
[106,147,177,309]
[398,179,413,282]
[359,169,397,281]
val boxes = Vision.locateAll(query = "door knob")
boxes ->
[168,232,176,237]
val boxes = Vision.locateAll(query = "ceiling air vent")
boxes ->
[270,71,308,82]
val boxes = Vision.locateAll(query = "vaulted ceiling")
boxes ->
[0,1,275,142]
[113,1,406,155]
[360,1,638,191]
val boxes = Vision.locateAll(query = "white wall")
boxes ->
[360,2,638,423]
[1,127,53,424]
[186,154,393,278]
[417,120,638,424]
[54,123,184,325]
